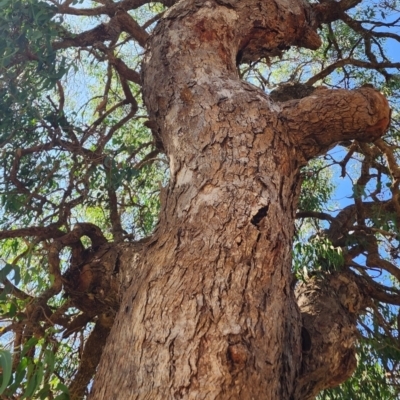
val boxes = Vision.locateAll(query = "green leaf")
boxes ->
[0,263,13,283]
[54,382,70,399]
[21,370,38,399]
[44,349,55,373]
[22,337,38,357]
[0,0,11,8]
[0,349,12,394]
[7,357,28,395]
[0,283,11,301]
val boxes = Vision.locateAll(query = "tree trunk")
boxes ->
[90,0,390,399]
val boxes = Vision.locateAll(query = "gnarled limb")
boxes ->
[280,87,390,160]
[295,271,368,400]
[69,318,114,400]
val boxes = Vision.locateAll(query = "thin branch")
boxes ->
[0,225,64,241]
[296,211,335,222]
[306,58,400,85]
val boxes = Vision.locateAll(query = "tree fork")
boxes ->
[91,0,390,399]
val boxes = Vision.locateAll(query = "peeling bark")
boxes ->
[90,0,390,399]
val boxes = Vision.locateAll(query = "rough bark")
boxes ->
[294,272,369,400]
[90,1,390,399]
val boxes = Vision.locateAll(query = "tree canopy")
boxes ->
[0,0,399,398]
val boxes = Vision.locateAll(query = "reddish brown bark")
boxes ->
[294,272,369,400]
[90,1,390,399]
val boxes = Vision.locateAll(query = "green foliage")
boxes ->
[0,340,70,399]
[293,235,344,279]
[0,0,64,75]
[0,0,68,139]
[319,337,400,399]
[299,158,336,212]
[0,3,167,397]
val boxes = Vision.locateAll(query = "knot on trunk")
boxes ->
[294,271,368,400]
[63,244,120,317]
[228,343,248,367]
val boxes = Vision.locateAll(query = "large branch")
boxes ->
[298,199,400,307]
[53,12,148,50]
[56,223,108,249]
[69,318,113,400]
[355,273,400,306]
[311,0,363,26]
[280,87,391,160]
[0,224,65,240]
[57,0,177,16]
